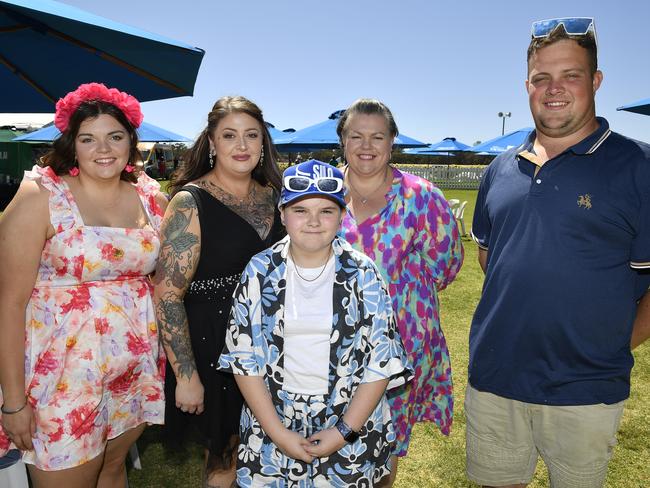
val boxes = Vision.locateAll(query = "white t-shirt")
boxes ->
[283,253,335,395]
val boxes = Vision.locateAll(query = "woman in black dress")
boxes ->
[153,96,284,486]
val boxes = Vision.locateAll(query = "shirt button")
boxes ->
[536,179,542,184]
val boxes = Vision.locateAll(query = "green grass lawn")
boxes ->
[127,188,650,487]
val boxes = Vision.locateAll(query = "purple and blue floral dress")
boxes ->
[340,166,463,456]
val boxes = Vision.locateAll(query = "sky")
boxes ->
[58,0,650,146]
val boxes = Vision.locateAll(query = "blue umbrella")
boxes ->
[274,110,427,153]
[265,122,293,143]
[404,137,471,155]
[13,121,192,143]
[467,128,534,155]
[617,98,650,116]
[0,0,204,112]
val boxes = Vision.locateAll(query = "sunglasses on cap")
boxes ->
[531,17,596,44]
[283,175,344,194]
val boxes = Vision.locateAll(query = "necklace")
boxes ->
[289,247,331,282]
[345,166,389,204]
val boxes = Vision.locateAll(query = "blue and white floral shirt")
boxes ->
[219,235,412,487]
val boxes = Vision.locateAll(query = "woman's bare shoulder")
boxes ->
[2,178,50,218]
[0,178,52,241]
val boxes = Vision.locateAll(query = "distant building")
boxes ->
[0,113,53,131]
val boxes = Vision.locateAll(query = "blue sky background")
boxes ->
[61,0,650,146]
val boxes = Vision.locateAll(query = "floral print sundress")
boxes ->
[340,166,463,456]
[0,165,166,471]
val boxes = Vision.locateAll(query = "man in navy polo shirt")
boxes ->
[465,18,650,488]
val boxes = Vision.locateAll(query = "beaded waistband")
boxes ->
[186,273,241,299]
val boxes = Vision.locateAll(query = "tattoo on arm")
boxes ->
[154,192,201,379]
[153,193,200,287]
[157,292,196,378]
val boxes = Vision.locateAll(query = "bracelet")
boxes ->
[1,398,28,415]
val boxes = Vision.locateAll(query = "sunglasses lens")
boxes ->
[287,176,310,191]
[562,18,594,35]
[532,17,594,38]
[316,178,341,193]
[532,19,558,37]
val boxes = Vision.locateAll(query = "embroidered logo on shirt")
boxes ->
[577,194,592,209]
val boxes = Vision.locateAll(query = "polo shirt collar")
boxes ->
[518,117,612,163]
[570,117,611,155]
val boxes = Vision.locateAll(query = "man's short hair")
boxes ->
[527,24,598,75]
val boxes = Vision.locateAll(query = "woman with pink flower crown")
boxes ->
[0,83,168,487]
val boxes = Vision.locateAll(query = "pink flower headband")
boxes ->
[54,82,144,132]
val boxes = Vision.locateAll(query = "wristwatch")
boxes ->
[335,419,360,443]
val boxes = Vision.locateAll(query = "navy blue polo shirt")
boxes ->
[470,118,650,405]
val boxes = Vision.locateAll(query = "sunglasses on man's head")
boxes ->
[531,17,596,44]
[284,175,344,193]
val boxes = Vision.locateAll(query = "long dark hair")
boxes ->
[41,101,139,183]
[169,96,282,196]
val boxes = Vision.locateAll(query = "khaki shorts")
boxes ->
[465,385,624,487]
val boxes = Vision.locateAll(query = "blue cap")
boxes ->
[280,159,346,208]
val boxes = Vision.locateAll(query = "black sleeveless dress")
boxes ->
[163,185,285,459]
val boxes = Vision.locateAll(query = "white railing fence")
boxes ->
[395,164,485,189]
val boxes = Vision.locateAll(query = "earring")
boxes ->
[209,148,215,168]
[124,163,134,173]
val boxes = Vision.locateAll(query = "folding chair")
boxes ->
[453,200,468,236]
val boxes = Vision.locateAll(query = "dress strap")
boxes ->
[23,165,78,232]
[135,173,165,232]
[178,185,204,218]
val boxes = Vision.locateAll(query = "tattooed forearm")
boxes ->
[153,191,201,379]
[157,292,196,379]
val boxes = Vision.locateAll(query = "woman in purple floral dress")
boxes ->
[336,99,463,485]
